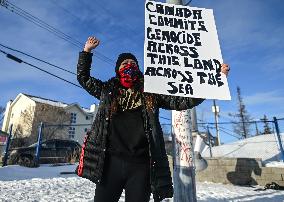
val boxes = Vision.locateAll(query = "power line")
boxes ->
[50,0,117,47]
[198,120,239,139]
[198,119,276,125]
[0,48,83,89]
[83,0,139,38]
[218,126,236,134]
[0,47,174,122]
[218,126,241,138]
[0,48,174,122]
[218,128,240,139]
[160,116,171,121]
[50,0,81,22]
[3,0,82,47]
[185,0,193,6]
[4,0,113,64]
[219,113,236,122]
[0,0,114,65]
[0,43,76,75]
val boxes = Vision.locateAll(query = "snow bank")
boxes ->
[202,133,284,163]
[265,161,284,168]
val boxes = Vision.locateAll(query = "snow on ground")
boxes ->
[202,133,284,163]
[265,161,284,167]
[1,164,284,202]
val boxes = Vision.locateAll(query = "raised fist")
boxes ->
[221,63,230,77]
[84,36,100,52]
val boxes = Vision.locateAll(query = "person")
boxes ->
[76,36,230,202]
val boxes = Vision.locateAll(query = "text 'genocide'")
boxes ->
[145,1,225,96]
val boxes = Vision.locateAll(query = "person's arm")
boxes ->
[77,37,103,100]
[156,94,205,110]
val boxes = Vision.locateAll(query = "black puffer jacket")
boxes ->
[76,51,204,201]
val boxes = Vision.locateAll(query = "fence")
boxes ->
[34,122,95,166]
[2,117,284,167]
[1,122,92,167]
[196,117,284,163]
[161,117,284,163]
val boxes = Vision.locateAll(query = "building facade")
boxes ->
[1,93,97,145]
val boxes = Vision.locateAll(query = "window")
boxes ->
[69,134,75,139]
[69,127,75,139]
[69,127,75,134]
[70,113,77,124]
[86,116,90,120]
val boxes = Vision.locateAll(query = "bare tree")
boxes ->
[11,125,29,148]
[229,86,252,139]
[261,115,272,135]
[19,104,70,144]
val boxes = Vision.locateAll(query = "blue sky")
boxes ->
[0,0,284,143]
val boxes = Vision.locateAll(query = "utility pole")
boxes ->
[212,100,220,145]
[172,110,197,202]
[168,1,198,201]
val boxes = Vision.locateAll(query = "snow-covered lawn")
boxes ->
[0,164,284,202]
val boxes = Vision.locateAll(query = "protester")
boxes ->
[76,36,229,202]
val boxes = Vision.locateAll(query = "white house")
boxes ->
[1,93,97,145]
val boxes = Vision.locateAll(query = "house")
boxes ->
[1,93,97,145]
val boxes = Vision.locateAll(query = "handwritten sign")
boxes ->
[144,0,231,100]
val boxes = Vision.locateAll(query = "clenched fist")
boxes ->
[84,36,100,52]
[221,63,230,77]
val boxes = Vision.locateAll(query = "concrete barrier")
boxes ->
[195,157,284,186]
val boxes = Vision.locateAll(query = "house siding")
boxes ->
[1,93,97,146]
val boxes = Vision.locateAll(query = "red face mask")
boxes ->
[118,63,139,88]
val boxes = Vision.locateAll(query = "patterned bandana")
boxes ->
[118,63,140,88]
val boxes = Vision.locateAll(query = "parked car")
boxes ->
[5,139,81,167]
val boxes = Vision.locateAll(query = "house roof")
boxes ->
[23,93,69,108]
[64,103,94,116]
[21,93,94,115]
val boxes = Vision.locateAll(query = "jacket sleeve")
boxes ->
[156,94,205,111]
[77,51,104,100]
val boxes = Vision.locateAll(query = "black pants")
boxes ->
[94,155,151,202]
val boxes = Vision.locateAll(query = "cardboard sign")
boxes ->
[144,0,231,100]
